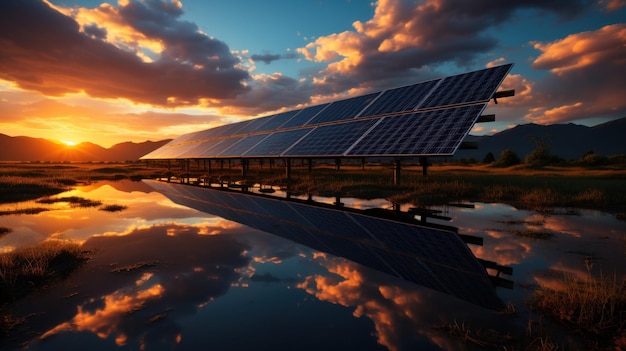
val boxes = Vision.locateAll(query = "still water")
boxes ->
[1,180,624,350]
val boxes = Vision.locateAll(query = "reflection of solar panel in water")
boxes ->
[244,128,312,157]
[285,119,378,157]
[347,104,485,156]
[305,92,380,125]
[360,79,440,116]
[145,180,504,310]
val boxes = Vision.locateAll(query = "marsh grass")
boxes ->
[229,163,626,212]
[436,315,563,351]
[0,162,170,204]
[0,226,11,237]
[0,240,89,304]
[530,271,626,345]
[0,207,50,216]
[510,229,554,240]
[36,196,102,207]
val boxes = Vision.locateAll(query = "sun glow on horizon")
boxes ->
[61,140,77,146]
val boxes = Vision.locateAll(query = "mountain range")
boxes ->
[455,117,626,161]
[1,117,624,162]
[0,134,171,162]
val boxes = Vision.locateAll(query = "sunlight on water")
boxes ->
[1,180,624,350]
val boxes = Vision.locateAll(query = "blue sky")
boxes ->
[0,0,624,147]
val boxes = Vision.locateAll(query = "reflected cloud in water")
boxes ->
[2,180,624,350]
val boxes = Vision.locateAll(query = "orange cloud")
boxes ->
[532,24,626,74]
[41,274,165,344]
[0,1,249,108]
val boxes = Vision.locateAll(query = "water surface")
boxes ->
[1,180,624,350]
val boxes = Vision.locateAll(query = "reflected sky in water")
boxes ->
[1,180,624,350]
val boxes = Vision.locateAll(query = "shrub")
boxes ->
[493,149,521,167]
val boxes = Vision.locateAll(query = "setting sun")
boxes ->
[61,140,77,146]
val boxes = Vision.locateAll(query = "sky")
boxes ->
[0,0,625,148]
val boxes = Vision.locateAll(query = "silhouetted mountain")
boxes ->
[455,117,626,160]
[0,134,171,162]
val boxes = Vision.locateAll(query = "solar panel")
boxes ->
[219,134,268,157]
[360,79,440,116]
[420,64,511,108]
[285,119,378,156]
[347,104,485,156]
[141,63,513,160]
[305,92,380,125]
[255,110,301,132]
[244,128,313,157]
[198,137,243,157]
[280,103,330,129]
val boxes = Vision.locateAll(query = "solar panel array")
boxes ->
[141,63,513,160]
[146,180,503,309]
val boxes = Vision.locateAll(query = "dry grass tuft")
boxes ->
[531,271,626,341]
[0,240,89,303]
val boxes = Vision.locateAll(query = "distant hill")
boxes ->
[0,134,171,162]
[455,117,626,160]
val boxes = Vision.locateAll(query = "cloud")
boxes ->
[525,23,626,124]
[250,52,298,65]
[0,0,250,107]
[296,0,593,94]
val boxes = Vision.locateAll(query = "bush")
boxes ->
[493,149,521,167]
[482,152,495,164]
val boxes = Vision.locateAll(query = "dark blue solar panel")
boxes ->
[219,134,268,157]
[281,103,330,129]
[360,79,440,117]
[285,119,378,156]
[306,92,380,125]
[347,104,485,156]
[232,116,274,135]
[197,137,243,157]
[254,110,301,132]
[420,64,512,108]
[244,128,313,157]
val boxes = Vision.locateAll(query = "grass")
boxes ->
[37,196,102,208]
[0,162,169,203]
[530,272,626,341]
[510,229,554,240]
[190,162,626,213]
[0,207,50,216]
[0,226,11,238]
[0,240,89,304]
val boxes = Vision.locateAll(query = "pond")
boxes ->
[1,180,624,350]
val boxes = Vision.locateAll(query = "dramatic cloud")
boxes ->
[297,0,593,94]
[0,0,250,107]
[525,23,626,124]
